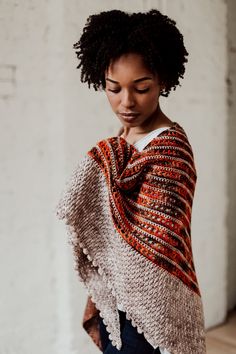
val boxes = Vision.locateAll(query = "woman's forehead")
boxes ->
[105,53,158,79]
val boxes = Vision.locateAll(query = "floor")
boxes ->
[206,308,236,353]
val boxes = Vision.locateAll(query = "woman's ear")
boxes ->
[160,83,166,95]
[160,80,166,92]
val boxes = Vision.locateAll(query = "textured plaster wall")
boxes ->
[0,1,71,353]
[226,0,236,314]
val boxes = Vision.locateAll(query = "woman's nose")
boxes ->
[121,90,135,108]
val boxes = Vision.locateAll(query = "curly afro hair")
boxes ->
[73,9,189,97]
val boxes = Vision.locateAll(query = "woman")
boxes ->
[55,9,206,354]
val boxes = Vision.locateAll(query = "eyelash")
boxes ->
[108,88,150,94]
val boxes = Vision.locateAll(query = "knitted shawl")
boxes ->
[55,121,206,354]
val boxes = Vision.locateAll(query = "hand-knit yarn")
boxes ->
[55,122,207,354]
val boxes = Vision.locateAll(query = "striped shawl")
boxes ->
[55,121,206,354]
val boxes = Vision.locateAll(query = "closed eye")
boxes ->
[108,88,150,94]
[108,89,120,93]
[136,88,150,93]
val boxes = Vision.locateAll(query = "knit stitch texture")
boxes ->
[55,122,206,353]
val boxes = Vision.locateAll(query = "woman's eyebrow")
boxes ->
[105,76,153,83]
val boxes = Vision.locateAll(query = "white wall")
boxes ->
[0,1,73,353]
[0,0,234,353]
[226,0,236,313]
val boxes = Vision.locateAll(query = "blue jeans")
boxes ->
[99,309,161,354]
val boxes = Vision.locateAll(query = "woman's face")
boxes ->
[104,52,164,129]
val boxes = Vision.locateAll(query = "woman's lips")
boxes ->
[119,113,140,121]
